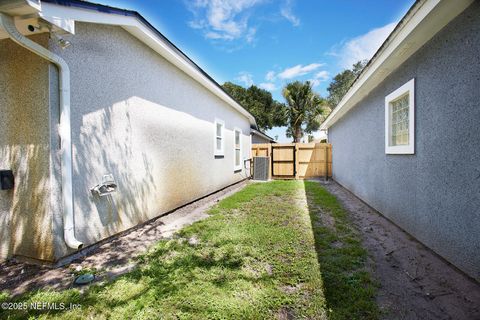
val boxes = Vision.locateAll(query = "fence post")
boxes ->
[324,145,328,181]
[268,143,272,180]
[295,143,299,179]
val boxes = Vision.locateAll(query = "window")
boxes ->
[214,119,224,156]
[385,78,415,154]
[234,128,242,171]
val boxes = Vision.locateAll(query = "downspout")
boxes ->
[0,13,83,250]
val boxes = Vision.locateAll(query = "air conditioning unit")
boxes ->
[253,157,269,181]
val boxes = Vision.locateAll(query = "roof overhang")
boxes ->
[0,0,257,127]
[321,0,474,130]
[251,128,275,142]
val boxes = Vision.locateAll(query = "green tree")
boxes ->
[282,81,329,143]
[222,82,286,131]
[327,60,368,108]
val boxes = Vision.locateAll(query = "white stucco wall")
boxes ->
[49,23,252,259]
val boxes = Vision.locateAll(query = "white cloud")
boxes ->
[187,0,265,43]
[245,27,257,43]
[314,70,329,81]
[280,0,300,27]
[308,70,330,87]
[277,63,324,79]
[235,71,254,86]
[333,22,397,68]
[265,70,276,81]
[259,82,277,91]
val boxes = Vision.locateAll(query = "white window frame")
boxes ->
[214,118,225,156]
[385,78,415,154]
[233,127,242,171]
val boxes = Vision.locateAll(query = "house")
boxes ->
[320,0,479,280]
[251,128,276,144]
[0,0,256,263]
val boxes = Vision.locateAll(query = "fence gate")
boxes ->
[251,143,332,180]
[271,144,296,178]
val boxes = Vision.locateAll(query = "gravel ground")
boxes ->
[318,179,480,320]
[0,180,248,297]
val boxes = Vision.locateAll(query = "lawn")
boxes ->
[0,180,378,319]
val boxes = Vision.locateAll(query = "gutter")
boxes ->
[0,12,83,250]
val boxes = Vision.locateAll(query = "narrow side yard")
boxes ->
[0,181,378,319]
[320,180,480,320]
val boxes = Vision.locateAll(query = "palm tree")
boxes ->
[282,81,329,143]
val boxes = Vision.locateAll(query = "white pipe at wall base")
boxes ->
[0,13,83,250]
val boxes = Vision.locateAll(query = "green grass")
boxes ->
[0,180,378,320]
[304,181,379,320]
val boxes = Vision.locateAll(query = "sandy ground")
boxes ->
[0,180,248,297]
[318,180,480,320]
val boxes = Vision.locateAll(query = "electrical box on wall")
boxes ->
[0,170,14,190]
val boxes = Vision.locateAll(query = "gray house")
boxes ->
[321,0,479,280]
[0,0,256,263]
[251,128,276,144]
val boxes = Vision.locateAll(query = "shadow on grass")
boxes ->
[0,238,251,319]
[0,233,248,319]
[0,182,309,319]
[1,180,334,319]
[303,180,379,320]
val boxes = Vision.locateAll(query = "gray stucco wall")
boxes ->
[48,23,253,259]
[328,2,480,280]
[252,134,270,144]
[0,34,55,261]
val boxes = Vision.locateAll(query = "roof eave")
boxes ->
[39,0,257,127]
[251,128,275,142]
[321,0,474,130]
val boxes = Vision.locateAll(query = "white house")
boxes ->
[0,0,256,263]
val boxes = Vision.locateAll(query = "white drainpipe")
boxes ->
[0,13,83,250]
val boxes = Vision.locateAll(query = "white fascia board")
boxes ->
[39,14,75,34]
[40,2,134,26]
[39,2,257,127]
[320,0,474,130]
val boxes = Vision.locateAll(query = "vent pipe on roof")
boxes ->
[0,12,83,250]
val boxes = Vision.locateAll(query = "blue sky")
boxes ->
[96,0,414,142]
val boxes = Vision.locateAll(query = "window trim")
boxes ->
[214,118,225,156]
[385,78,415,154]
[233,127,242,171]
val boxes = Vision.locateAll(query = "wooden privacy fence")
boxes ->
[251,143,332,180]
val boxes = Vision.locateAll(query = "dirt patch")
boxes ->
[276,307,295,320]
[305,194,336,231]
[279,283,303,294]
[314,206,336,230]
[317,180,480,320]
[0,180,248,297]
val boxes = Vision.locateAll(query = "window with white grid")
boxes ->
[391,94,409,146]
[214,119,224,156]
[385,78,415,154]
[234,128,242,171]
